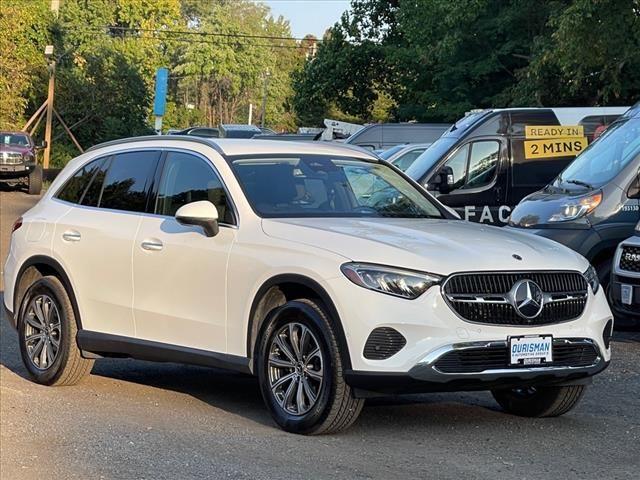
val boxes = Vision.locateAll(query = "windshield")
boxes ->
[1,133,30,146]
[405,137,458,180]
[230,155,445,219]
[555,118,640,189]
[378,145,405,160]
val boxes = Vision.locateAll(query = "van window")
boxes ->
[464,141,500,189]
[99,151,159,213]
[155,151,234,224]
[56,157,107,204]
[442,144,469,190]
[393,148,427,171]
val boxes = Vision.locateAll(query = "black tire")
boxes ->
[27,165,43,195]
[257,299,364,434]
[492,385,586,417]
[17,276,93,386]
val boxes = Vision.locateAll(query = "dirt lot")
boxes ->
[1,188,638,479]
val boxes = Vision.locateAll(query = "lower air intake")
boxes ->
[363,327,406,360]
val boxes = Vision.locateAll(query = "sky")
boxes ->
[261,0,351,39]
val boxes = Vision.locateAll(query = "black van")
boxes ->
[509,103,640,291]
[405,107,628,224]
[345,123,450,151]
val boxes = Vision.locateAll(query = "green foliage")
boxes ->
[4,0,305,166]
[0,0,51,129]
[293,0,640,124]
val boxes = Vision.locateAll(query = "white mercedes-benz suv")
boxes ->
[4,137,613,434]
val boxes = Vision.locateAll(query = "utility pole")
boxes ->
[248,103,253,125]
[43,45,55,168]
[260,69,271,128]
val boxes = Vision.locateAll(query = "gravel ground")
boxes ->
[1,188,638,480]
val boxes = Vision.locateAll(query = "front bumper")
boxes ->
[346,337,608,396]
[0,161,35,179]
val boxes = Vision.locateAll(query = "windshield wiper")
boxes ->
[565,179,594,189]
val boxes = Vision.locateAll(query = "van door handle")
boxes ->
[62,230,81,242]
[141,239,163,251]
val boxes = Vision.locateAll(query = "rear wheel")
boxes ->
[257,299,364,434]
[27,165,42,195]
[18,276,93,385]
[492,385,586,417]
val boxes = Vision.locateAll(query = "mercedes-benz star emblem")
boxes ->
[510,279,544,319]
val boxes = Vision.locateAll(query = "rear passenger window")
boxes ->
[155,152,234,224]
[99,151,159,213]
[56,157,106,204]
[81,157,110,207]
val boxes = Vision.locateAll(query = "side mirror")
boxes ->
[175,201,219,237]
[428,166,455,194]
[35,141,47,151]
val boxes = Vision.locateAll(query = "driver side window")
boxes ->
[436,141,499,192]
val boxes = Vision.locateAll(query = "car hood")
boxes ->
[261,218,588,275]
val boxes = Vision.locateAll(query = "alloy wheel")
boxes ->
[267,322,324,416]
[22,294,61,370]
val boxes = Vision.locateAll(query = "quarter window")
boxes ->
[155,152,234,224]
[99,151,159,213]
[56,157,107,204]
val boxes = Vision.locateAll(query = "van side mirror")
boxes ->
[428,166,455,194]
[175,201,219,237]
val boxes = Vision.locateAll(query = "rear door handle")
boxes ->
[62,230,81,242]
[141,239,163,251]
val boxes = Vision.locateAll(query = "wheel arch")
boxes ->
[14,255,82,330]
[246,274,352,373]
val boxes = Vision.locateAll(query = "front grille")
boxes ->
[363,327,406,360]
[0,152,23,165]
[434,340,599,373]
[620,245,640,273]
[443,272,588,326]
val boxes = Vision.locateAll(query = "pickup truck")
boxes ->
[0,131,43,195]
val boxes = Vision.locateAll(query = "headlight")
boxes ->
[341,262,441,299]
[548,191,602,222]
[583,265,600,294]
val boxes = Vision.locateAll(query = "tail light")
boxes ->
[12,216,23,233]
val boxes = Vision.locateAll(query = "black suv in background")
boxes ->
[611,223,640,328]
[509,103,640,293]
[0,131,43,195]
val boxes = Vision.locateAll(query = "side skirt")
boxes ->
[77,330,252,375]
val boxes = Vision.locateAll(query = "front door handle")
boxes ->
[141,239,163,251]
[62,230,81,242]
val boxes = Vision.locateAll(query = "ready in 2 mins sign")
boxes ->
[524,125,588,159]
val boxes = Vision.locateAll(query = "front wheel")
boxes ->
[492,385,586,417]
[27,165,43,195]
[257,299,364,434]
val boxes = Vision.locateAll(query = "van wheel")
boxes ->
[18,276,93,386]
[492,385,586,417]
[27,165,43,195]
[257,299,364,434]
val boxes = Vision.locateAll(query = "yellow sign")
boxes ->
[524,137,589,159]
[525,125,584,139]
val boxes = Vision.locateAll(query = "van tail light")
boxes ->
[12,217,23,233]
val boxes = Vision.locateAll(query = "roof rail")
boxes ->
[86,135,223,154]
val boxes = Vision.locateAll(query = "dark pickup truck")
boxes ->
[0,131,43,195]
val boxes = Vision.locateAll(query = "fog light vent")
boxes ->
[603,319,613,349]
[363,327,406,360]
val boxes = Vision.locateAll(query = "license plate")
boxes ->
[509,335,553,366]
[621,284,633,305]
